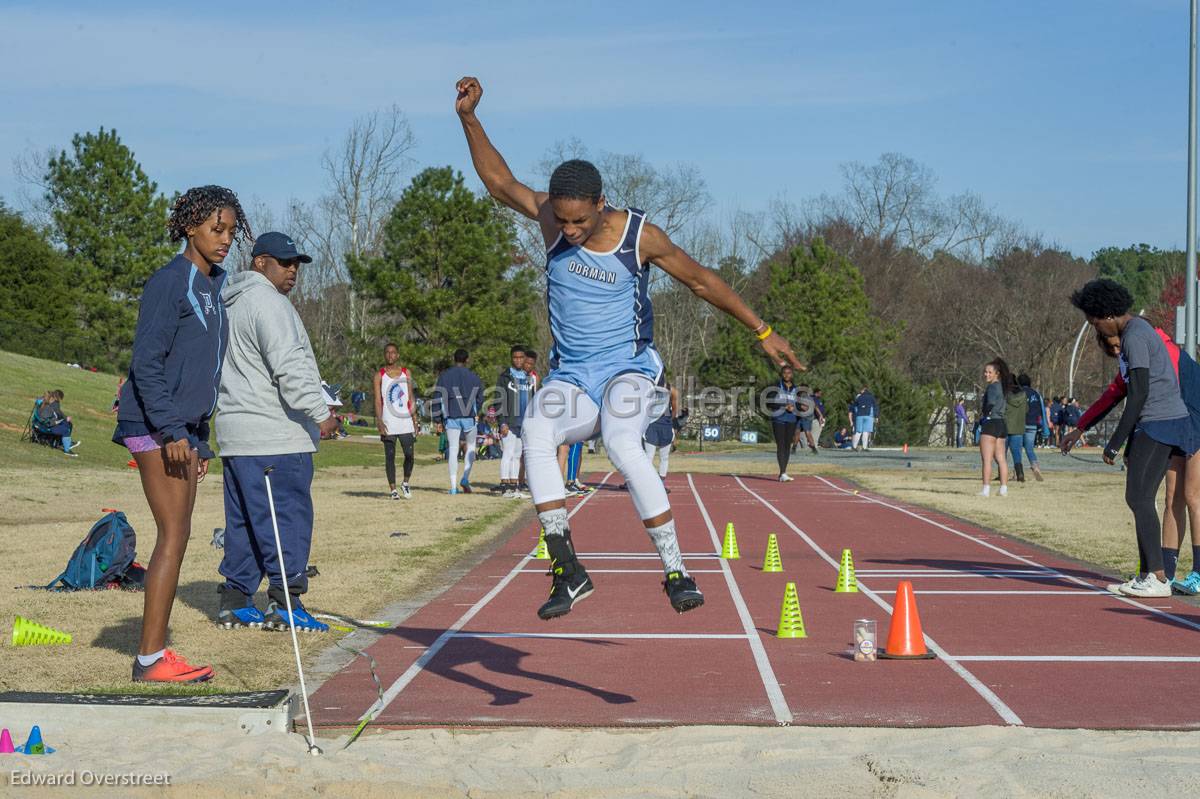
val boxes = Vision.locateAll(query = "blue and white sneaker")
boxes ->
[1172,570,1200,595]
[217,604,266,629]
[264,597,329,633]
[216,586,265,629]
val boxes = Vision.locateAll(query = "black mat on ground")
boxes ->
[0,690,289,708]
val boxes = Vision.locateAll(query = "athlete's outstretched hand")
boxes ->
[761,331,806,372]
[456,77,482,117]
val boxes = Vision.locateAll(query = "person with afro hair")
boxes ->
[456,76,805,620]
[114,185,252,682]
[1071,278,1198,598]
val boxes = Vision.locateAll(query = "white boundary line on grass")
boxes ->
[687,473,793,726]
[355,472,614,725]
[733,475,1024,726]
[813,475,1200,634]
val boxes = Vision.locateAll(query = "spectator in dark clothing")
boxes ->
[432,349,485,494]
[849,386,879,451]
[811,388,827,446]
[1009,374,1046,482]
[764,365,801,481]
[38,389,79,456]
[1048,396,1064,447]
[493,345,534,498]
[1061,398,1082,430]
[794,386,821,455]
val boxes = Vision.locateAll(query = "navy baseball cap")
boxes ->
[251,232,312,263]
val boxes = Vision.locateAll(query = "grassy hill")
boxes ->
[0,349,437,472]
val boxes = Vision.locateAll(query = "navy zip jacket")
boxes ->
[432,365,484,422]
[113,255,227,459]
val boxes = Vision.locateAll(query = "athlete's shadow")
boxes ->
[387,626,636,706]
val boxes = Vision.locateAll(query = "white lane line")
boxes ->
[688,473,793,726]
[851,573,1068,580]
[814,475,1200,634]
[858,568,1056,575]
[451,632,749,640]
[916,585,1104,590]
[517,568,725,574]
[575,552,720,556]
[356,472,615,724]
[951,655,1200,663]
[733,475,1023,726]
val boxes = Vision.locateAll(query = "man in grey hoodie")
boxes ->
[214,232,339,632]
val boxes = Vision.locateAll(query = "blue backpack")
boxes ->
[48,510,137,591]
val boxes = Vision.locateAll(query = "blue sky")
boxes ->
[0,0,1192,257]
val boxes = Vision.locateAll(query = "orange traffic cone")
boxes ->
[879,580,936,659]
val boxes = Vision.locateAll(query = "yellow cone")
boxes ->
[721,522,740,559]
[534,528,549,560]
[776,582,807,638]
[762,534,783,572]
[12,617,71,647]
[836,548,858,593]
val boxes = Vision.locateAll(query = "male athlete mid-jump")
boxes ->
[456,76,805,619]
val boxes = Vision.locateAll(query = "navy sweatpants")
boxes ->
[219,453,314,597]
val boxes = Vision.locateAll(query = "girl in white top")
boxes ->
[374,343,418,499]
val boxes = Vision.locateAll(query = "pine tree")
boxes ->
[349,166,538,387]
[699,238,935,444]
[44,128,175,369]
[0,203,82,362]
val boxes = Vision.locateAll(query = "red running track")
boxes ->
[311,473,1200,730]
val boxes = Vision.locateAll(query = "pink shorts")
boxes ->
[123,433,163,453]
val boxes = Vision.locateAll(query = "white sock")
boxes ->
[646,520,685,574]
[137,649,166,666]
[538,507,569,539]
[979,485,990,496]
[852,433,862,448]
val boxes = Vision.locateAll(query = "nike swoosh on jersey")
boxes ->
[619,247,636,254]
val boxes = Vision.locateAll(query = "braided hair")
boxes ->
[548,159,603,203]
[167,185,253,244]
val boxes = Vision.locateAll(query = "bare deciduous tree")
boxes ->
[288,105,416,383]
[835,152,940,250]
[11,145,57,230]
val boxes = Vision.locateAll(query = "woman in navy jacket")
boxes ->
[114,186,251,683]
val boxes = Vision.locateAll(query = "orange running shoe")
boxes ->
[131,649,214,683]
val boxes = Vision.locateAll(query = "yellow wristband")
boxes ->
[755,325,773,341]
